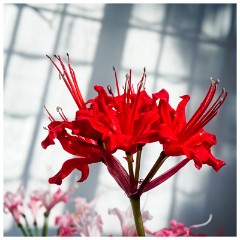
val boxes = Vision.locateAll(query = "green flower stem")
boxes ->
[42,211,49,236]
[126,154,135,182]
[23,214,33,236]
[138,151,168,194]
[34,221,39,236]
[134,149,142,184]
[17,223,28,236]
[130,197,145,236]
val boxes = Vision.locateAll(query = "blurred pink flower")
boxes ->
[147,215,212,236]
[54,196,102,237]
[28,195,43,223]
[73,197,95,221]
[3,185,24,224]
[108,206,152,236]
[75,212,103,237]
[55,214,75,227]
[147,219,191,236]
[58,226,77,236]
[31,187,72,213]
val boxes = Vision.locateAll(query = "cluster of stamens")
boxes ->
[178,78,228,142]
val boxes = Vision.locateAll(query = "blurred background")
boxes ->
[3,3,236,236]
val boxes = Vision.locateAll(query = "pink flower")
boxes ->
[148,219,191,236]
[147,215,212,236]
[108,206,152,236]
[28,195,43,223]
[31,187,72,213]
[57,226,77,236]
[55,214,75,227]
[75,211,103,237]
[55,196,101,237]
[73,197,95,221]
[3,185,24,224]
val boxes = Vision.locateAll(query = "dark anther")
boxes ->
[107,85,113,95]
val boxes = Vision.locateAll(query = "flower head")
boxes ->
[73,67,159,154]
[57,226,77,236]
[55,196,102,237]
[156,79,227,171]
[28,195,43,223]
[3,184,24,224]
[75,211,103,237]
[147,215,212,236]
[31,187,72,213]
[55,214,75,227]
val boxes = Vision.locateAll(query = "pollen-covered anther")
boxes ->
[56,106,68,121]
[107,85,114,95]
[56,106,62,112]
[210,77,220,85]
[59,73,65,80]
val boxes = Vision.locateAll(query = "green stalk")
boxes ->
[42,211,49,236]
[17,223,28,236]
[126,153,135,182]
[34,221,39,236]
[23,214,33,236]
[138,151,168,194]
[134,149,142,183]
[130,197,145,236]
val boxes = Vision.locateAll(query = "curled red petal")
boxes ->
[189,146,226,172]
[48,158,92,185]
[152,88,169,102]
[41,133,56,149]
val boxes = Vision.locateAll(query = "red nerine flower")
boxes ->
[72,67,159,154]
[155,79,227,171]
[42,54,227,200]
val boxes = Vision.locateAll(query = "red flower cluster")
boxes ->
[42,54,227,197]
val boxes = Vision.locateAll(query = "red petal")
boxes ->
[152,89,169,102]
[48,158,92,185]
[41,133,56,149]
[158,124,177,144]
[188,145,226,171]
[171,95,190,134]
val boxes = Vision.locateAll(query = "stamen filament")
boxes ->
[66,53,86,109]
[179,81,217,138]
[46,54,86,110]
[44,106,55,122]
[56,106,68,121]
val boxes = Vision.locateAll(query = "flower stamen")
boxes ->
[46,54,86,110]
[44,106,55,122]
[178,79,228,142]
[56,106,68,121]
